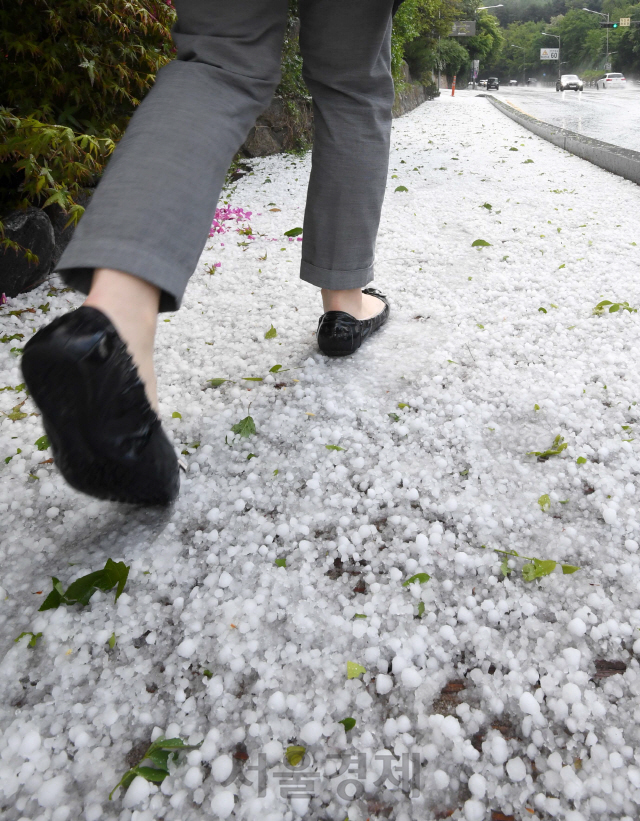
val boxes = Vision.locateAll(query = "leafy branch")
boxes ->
[109,737,200,800]
[593,300,637,315]
[527,434,567,460]
[39,558,129,611]
[479,545,579,581]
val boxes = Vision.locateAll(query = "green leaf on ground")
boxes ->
[562,564,580,574]
[397,403,409,409]
[403,572,430,587]
[394,185,408,192]
[270,364,283,373]
[538,494,551,512]
[347,661,366,679]
[108,633,116,649]
[275,558,287,568]
[231,416,256,438]
[481,203,492,210]
[284,227,303,237]
[538,307,547,313]
[522,558,556,581]
[286,745,306,766]
[15,631,42,648]
[265,325,277,339]
[325,445,345,451]
[207,378,229,388]
[7,404,27,421]
[417,601,425,617]
[34,435,49,451]
[388,413,400,422]
[0,334,24,343]
[243,377,263,382]
[339,717,356,732]
[576,456,587,464]
[172,412,182,419]
[471,239,491,247]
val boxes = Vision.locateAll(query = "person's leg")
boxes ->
[23,0,289,504]
[58,0,289,404]
[298,0,396,321]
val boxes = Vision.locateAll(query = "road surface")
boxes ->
[467,85,640,153]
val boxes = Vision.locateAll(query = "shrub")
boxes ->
[0,0,175,224]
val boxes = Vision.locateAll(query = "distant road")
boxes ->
[462,85,640,153]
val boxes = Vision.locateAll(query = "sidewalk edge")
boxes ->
[481,93,640,187]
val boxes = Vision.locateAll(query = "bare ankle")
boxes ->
[85,269,160,410]
[321,288,363,315]
[321,288,383,321]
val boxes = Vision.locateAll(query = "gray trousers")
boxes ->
[57,0,397,312]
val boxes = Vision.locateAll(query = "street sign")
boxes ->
[451,21,476,36]
[540,48,559,60]
[620,17,630,26]
[604,62,612,71]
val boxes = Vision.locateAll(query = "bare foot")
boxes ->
[321,288,385,321]
[84,268,160,410]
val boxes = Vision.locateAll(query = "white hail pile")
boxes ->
[1,94,640,821]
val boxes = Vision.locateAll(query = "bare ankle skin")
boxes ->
[84,268,160,410]
[321,288,384,321]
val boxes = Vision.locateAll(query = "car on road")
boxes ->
[487,77,499,90]
[596,72,626,90]
[526,78,538,86]
[556,74,583,92]
[478,79,487,88]
[509,79,518,86]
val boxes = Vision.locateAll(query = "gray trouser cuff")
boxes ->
[300,259,375,290]
[57,239,184,313]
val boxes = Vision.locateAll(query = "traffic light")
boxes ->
[600,21,618,27]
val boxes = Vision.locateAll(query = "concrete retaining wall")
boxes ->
[242,64,434,158]
[483,93,640,186]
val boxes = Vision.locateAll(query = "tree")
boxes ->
[490,20,546,80]
[392,0,463,81]
[464,10,504,67]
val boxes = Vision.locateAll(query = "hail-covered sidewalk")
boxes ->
[1,94,640,821]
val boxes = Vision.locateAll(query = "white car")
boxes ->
[509,79,518,86]
[596,72,626,89]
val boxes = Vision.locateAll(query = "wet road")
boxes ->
[477,85,640,153]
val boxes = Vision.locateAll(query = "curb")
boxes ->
[481,93,640,186]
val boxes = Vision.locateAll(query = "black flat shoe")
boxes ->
[317,287,390,357]
[21,306,179,506]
